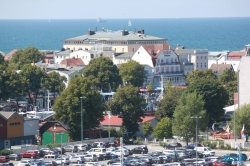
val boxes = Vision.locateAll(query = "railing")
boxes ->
[157,62,180,66]
[155,71,184,75]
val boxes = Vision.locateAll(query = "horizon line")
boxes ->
[1,16,250,20]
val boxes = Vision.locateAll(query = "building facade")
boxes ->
[63,29,167,53]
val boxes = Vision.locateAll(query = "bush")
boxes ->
[47,143,61,148]
[159,142,167,147]
[0,149,12,156]
[133,137,143,145]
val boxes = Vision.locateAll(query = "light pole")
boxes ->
[231,97,237,148]
[80,97,83,143]
[57,132,63,166]
[37,130,40,149]
[191,116,201,166]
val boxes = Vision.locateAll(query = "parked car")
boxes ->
[70,156,85,164]
[0,156,10,163]
[0,163,14,166]
[163,143,182,150]
[54,157,70,165]
[105,153,118,160]
[107,158,120,165]
[75,145,87,152]
[64,145,78,153]
[40,148,57,155]
[51,147,66,154]
[83,154,98,162]
[185,143,203,150]
[43,161,57,166]
[131,147,148,154]
[7,154,22,161]
[20,150,39,158]
[34,150,46,158]
[85,144,92,151]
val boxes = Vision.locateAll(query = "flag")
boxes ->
[242,125,245,132]
[212,123,215,131]
[108,113,111,120]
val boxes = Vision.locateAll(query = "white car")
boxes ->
[17,160,31,166]
[76,144,87,152]
[113,149,129,157]
[54,157,71,165]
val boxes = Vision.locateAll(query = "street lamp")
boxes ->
[57,132,63,166]
[191,116,201,166]
[231,97,237,148]
[80,97,86,143]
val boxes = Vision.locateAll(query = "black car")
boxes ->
[51,147,66,154]
[131,147,148,154]
[43,161,57,166]
[188,150,204,158]
[151,156,164,164]
[107,158,121,165]
[7,154,22,161]
[163,143,182,149]
[185,143,203,150]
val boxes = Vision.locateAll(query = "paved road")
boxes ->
[9,144,250,165]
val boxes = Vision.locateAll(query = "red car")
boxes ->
[20,150,39,158]
[213,161,225,166]
[0,156,10,163]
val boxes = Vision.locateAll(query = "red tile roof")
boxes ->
[4,50,18,60]
[141,44,174,67]
[60,58,84,66]
[101,115,156,126]
[227,51,246,60]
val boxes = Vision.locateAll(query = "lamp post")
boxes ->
[80,97,83,143]
[231,97,237,148]
[191,116,201,166]
[37,130,40,149]
[57,132,63,166]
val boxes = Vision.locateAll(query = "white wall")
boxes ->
[55,53,70,64]
[70,50,92,65]
[24,119,39,136]
[132,46,154,67]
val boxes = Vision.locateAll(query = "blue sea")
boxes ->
[0,18,250,55]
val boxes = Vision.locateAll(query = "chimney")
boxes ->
[141,29,144,34]
[122,30,125,36]
[88,29,91,35]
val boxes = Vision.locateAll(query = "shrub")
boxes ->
[225,144,231,150]
[133,137,143,145]
[159,142,167,147]
[0,149,12,155]
[47,143,61,148]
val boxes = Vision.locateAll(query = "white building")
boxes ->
[208,51,229,68]
[132,44,185,86]
[175,45,208,71]
[238,55,250,107]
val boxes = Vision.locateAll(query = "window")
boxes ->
[196,63,198,67]
[201,63,202,67]
[138,52,140,54]
[10,122,20,126]
[60,56,62,59]
[205,63,207,67]
[5,141,8,146]
[132,48,134,52]
[201,56,202,59]
[82,56,84,59]
[205,56,206,59]
[26,140,29,144]
[122,48,124,52]
[197,56,199,59]
[57,56,58,58]
[114,48,116,52]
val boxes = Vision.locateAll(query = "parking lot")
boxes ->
[7,144,250,165]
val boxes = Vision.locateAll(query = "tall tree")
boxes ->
[53,76,105,141]
[107,85,146,135]
[83,57,121,91]
[142,122,153,137]
[42,71,67,99]
[186,69,217,84]
[119,60,145,87]
[186,78,228,121]
[155,81,183,120]
[10,47,45,70]
[19,64,47,105]
[231,104,250,142]
[219,68,236,85]
[153,117,172,139]
[172,92,208,145]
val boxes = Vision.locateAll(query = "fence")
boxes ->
[12,137,114,154]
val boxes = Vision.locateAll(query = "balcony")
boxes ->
[155,71,184,76]
[157,62,180,66]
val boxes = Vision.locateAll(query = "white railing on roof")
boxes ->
[47,64,66,69]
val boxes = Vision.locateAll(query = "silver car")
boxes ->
[64,145,78,153]
[83,154,98,162]
[70,156,85,164]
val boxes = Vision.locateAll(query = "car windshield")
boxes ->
[207,148,211,151]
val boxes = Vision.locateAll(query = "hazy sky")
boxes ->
[1,0,250,19]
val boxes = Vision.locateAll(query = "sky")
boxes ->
[1,0,250,19]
